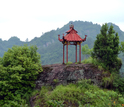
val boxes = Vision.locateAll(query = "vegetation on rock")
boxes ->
[31,79,124,107]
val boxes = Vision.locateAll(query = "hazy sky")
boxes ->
[0,0,124,41]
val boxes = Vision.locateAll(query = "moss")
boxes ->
[66,61,73,65]
[53,79,59,83]
[75,62,80,64]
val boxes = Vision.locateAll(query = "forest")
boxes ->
[0,21,124,106]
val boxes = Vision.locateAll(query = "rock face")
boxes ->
[35,63,104,89]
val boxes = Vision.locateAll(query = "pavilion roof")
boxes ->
[58,24,87,43]
[66,28,78,33]
[64,28,83,41]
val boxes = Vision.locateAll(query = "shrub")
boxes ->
[81,56,93,64]
[66,61,73,65]
[82,44,93,59]
[0,45,42,106]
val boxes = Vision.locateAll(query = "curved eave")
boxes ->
[58,39,63,42]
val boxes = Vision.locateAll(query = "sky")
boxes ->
[0,0,124,42]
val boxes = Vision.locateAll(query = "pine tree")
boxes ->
[91,23,122,72]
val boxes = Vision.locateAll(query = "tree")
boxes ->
[82,44,93,59]
[0,45,42,106]
[120,41,124,54]
[91,23,122,73]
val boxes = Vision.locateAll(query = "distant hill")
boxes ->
[0,37,25,56]
[0,21,124,67]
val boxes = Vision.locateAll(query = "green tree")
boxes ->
[0,45,42,106]
[82,44,93,59]
[113,74,124,95]
[120,41,124,54]
[91,23,122,73]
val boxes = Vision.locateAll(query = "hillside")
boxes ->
[0,20,124,69]
[30,63,113,107]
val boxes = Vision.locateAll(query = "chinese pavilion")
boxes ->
[58,24,87,64]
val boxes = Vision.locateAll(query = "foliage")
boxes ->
[46,100,65,107]
[66,61,73,65]
[75,61,80,64]
[0,45,42,106]
[120,41,124,55]
[32,79,124,107]
[53,79,59,83]
[113,74,124,95]
[82,44,93,59]
[98,65,104,71]
[81,56,93,64]
[81,56,106,69]
[91,23,122,73]
[102,72,115,88]
[33,86,51,107]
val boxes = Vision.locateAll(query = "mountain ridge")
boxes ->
[0,21,124,66]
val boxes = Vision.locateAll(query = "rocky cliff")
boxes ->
[35,63,108,89]
[30,63,110,107]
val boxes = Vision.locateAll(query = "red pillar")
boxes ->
[75,45,77,62]
[63,44,64,64]
[66,44,68,63]
[79,43,81,63]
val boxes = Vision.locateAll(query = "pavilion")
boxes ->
[58,24,87,64]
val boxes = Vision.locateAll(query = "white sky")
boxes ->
[0,0,124,42]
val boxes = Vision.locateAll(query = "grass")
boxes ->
[66,61,73,65]
[31,79,124,107]
[81,56,108,71]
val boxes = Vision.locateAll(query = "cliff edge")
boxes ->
[35,63,108,89]
[30,63,110,107]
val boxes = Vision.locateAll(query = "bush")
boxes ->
[66,61,73,65]
[43,79,124,107]
[81,56,93,64]
[81,56,105,69]
[0,45,42,106]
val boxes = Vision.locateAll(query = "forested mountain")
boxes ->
[0,37,24,56]
[0,20,124,70]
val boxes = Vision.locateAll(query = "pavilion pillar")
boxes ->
[66,44,68,63]
[63,44,64,64]
[79,43,81,63]
[75,44,77,62]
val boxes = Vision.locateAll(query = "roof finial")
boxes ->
[69,23,74,29]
